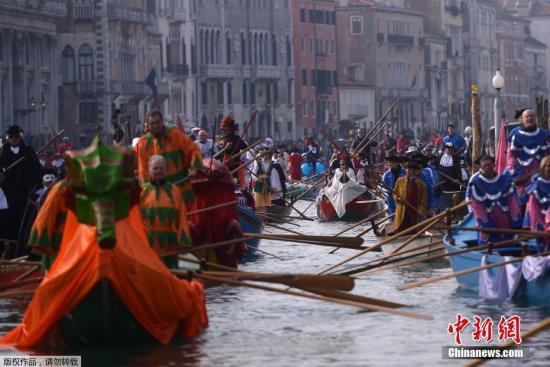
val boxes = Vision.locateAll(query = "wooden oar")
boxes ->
[299,288,406,309]
[256,212,300,227]
[438,225,550,238]
[231,152,262,175]
[435,168,467,190]
[212,143,231,159]
[356,199,384,204]
[178,237,249,256]
[227,138,264,161]
[398,250,550,291]
[244,232,363,247]
[358,237,529,276]
[290,173,327,205]
[465,317,550,367]
[352,101,397,156]
[243,234,363,250]
[229,110,257,157]
[333,207,388,237]
[258,221,302,235]
[354,213,395,238]
[176,270,355,292]
[244,243,286,261]
[318,201,469,275]
[12,265,41,283]
[185,200,238,216]
[195,273,432,320]
[387,218,442,258]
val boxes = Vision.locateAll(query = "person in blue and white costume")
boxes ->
[467,155,522,245]
[381,155,405,223]
[443,123,466,156]
[506,108,550,204]
[523,156,550,251]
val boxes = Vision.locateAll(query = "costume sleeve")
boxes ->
[178,131,203,171]
[506,135,521,178]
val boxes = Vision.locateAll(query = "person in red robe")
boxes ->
[288,148,303,181]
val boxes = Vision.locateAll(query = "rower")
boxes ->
[139,155,191,268]
[393,161,428,233]
[219,115,248,189]
[466,155,522,245]
[524,156,550,251]
[507,108,550,206]
[253,148,283,207]
[381,155,405,223]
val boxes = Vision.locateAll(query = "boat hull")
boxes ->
[317,194,381,222]
[238,206,264,261]
[380,234,443,259]
[444,213,550,303]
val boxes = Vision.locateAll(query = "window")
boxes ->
[302,99,307,117]
[273,82,278,104]
[227,82,232,104]
[286,36,292,66]
[351,16,363,35]
[302,69,308,86]
[241,33,246,64]
[201,82,208,105]
[250,82,256,104]
[217,81,224,104]
[287,79,293,104]
[79,102,97,124]
[300,8,305,22]
[78,44,93,81]
[242,81,248,104]
[61,45,76,84]
[226,33,232,64]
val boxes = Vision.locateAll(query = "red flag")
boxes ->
[176,114,184,131]
[495,120,507,174]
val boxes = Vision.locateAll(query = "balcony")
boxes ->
[348,104,368,118]
[73,3,94,19]
[445,5,460,16]
[0,0,67,17]
[200,64,234,79]
[107,5,146,23]
[251,65,281,80]
[377,33,384,43]
[166,64,189,76]
[77,81,95,97]
[387,34,414,47]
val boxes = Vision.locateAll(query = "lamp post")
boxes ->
[492,70,504,153]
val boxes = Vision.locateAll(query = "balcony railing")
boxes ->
[251,65,281,80]
[74,3,94,19]
[200,64,234,79]
[166,64,189,75]
[0,0,67,17]
[107,5,146,23]
[387,34,414,47]
[77,81,95,96]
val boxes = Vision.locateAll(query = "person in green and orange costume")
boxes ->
[135,110,203,205]
[140,154,191,268]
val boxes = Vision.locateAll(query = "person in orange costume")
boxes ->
[0,136,207,347]
[140,154,191,268]
[135,110,203,205]
[393,161,427,232]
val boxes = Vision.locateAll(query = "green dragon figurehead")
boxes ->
[64,135,138,249]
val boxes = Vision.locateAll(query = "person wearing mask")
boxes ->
[0,125,41,247]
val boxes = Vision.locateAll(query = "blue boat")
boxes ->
[237,206,264,262]
[444,213,550,303]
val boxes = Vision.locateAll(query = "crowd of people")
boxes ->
[0,105,549,263]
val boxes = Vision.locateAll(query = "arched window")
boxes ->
[226,32,232,64]
[61,45,76,84]
[78,44,93,81]
[240,33,246,64]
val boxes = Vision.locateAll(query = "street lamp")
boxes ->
[492,70,504,153]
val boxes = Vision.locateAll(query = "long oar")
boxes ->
[354,213,395,238]
[244,232,363,247]
[358,237,529,276]
[227,138,263,161]
[435,168,467,190]
[438,225,550,238]
[398,250,550,291]
[465,317,550,367]
[257,212,300,227]
[290,173,327,205]
[185,271,355,292]
[352,101,397,156]
[318,202,469,275]
[243,234,363,250]
[333,207,388,237]
[185,200,237,216]
[383,218,442,263]
[288,171,325,188]
[259,221,302,235]
[329,209,389,255]
[195,273,431,320]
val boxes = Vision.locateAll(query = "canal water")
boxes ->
[0,200,548,366]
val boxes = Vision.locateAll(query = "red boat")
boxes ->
[317,192,383,222]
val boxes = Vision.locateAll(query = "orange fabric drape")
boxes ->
[1,206,208,347]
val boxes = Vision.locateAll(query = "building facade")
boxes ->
[0,0,68,145]
[424,33,449,132]
[335,1,376,136]
[292,0,338,138]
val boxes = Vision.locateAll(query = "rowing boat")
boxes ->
[317,192,383,222]
[444,213,550,303]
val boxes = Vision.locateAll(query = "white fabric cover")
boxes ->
[319,168,366,218]
[479,255,523,299]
